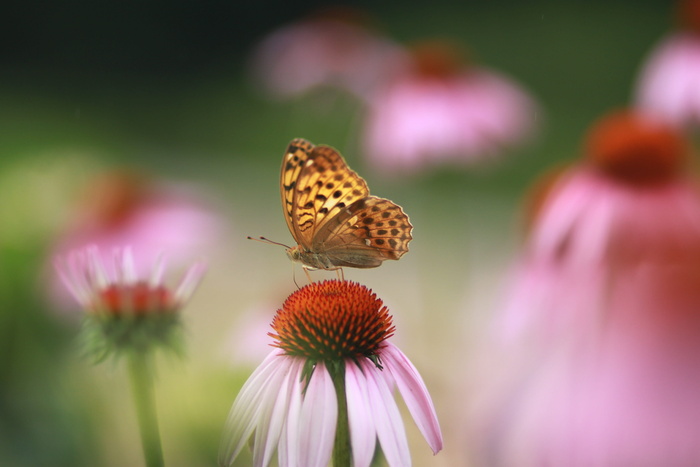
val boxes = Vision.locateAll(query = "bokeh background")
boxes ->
[0,0,676,466]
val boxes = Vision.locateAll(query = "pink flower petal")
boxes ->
[219,350,288,466]
[382,343,443,454]
[297,363,337,467]
[345,362,378,467]
[360,358,411,467]
[253,357,304,467]
[278,365,305,466]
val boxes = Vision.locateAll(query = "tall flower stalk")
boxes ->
[56,245,206,467]
[219,280,442,467]
[127,352,164,467]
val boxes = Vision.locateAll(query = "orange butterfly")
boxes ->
[279,138,412,274]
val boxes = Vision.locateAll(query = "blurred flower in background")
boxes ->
[472,109,700,466]
[249,6,407,102]
[224,298,279,368]
[362,39,540,176]
[56,245,206,359]
[635,0,700,129]
[47,169,224,313]
[56,246,206,467]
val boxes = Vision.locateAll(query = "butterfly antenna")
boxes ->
[247,236,292,249]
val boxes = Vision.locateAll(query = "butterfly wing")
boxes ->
[281,138,316,248]
[314,196,413,268]
[281,139,370,249]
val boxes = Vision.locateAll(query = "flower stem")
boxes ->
[127,352,165,467]
[331,363,351,467]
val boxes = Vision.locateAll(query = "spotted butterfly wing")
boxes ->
[281,139,370,250]
[313,196,412,267]
[280,138,412,270]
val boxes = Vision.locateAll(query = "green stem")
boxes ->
[127,352,165,467]
[331,363,351,467]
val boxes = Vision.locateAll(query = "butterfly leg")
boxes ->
[335,268,345,281]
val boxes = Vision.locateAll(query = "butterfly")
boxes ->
[279,138,412,273]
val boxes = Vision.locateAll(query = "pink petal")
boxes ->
[219,350,288,466]
[253,357,304,467]
[345,362,377,467]
[279,366,304,466]
[298,363,338,467]
[382,343,443,454]
[360,358,411,466]
[173,260,207,304]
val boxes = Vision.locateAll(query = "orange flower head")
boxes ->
[410,39,468,79]
[270,280,395,362]
[584,109,688,187]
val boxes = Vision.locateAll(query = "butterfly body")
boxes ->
[281,138,412,271]
[286,246,336,270]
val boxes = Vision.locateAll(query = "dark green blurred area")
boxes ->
[0,1,677,466]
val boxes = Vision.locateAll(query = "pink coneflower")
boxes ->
[48,169,221,310]
[473,110,700,466]
[219,280,442,467]
[56,245,205,467]
[363,40,539,175]
[55,245,206,357]
[635,0,700,128]
[250,7,407,102]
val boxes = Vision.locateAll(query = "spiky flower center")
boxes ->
[678,0,700,33]
[584,110,688,187]
[410,40,466,79]
[269,280,395,362]
[97,282,174,315]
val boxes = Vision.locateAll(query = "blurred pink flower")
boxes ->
[635,0,700,127]
[473,110,700,466]
[224,299,279,368]
[48,170,223,311]
[55,245,206,358]
[56,245,205,316]
[250,7,407,102]
[362,40,539,175]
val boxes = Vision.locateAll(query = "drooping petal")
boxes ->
[381,343,443,454]
[219,350,289,466]
[345,362,377,467]
[360,358,411,467]
[253,357,304,467]
[279,363,305,467]
[297,363,338,467]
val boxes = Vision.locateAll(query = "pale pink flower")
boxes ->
[250,7,407,102]
[55,245,206,357]
[363,40,539,175]
[48,170,222,310]
[56,245,205,315]
[635,0,700,127]
[473,110,700,466]
[219,280,442,467]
